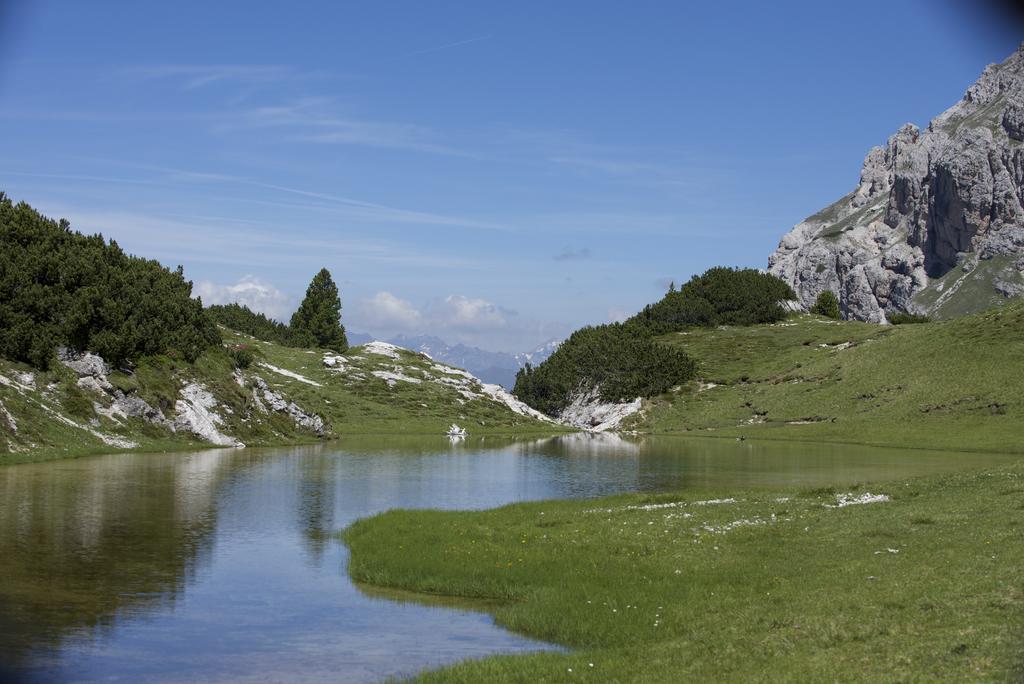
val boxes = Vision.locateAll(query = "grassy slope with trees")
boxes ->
[514,268,794,416]
[0,196,561,464]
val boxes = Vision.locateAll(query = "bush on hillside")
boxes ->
[227,345,255,369]
[632,267,795,333]
[0,194,220,369]
[810,290,841,319]
[888,312,931,325]
[513,322,696,416]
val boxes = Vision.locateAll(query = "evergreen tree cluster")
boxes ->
[0,194,220,369]
[514,267,796,416]
[633,267,795,332]
[514,322,697,416]
[206,269,348,353]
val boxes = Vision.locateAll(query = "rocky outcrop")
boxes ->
[58,349,169,426]
[769,44,1024,321]
[173,383,243,447]
[249,375,326,436]
[557,386,642,432]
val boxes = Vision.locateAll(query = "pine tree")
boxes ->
[811,290,841,319]
[290,268,348,352]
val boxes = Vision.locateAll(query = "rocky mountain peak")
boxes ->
[769,44,1024,321]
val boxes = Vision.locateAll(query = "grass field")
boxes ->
[631,301,1024,453]
[344,461,1024,681]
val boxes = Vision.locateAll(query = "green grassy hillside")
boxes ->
[629,301,1024,452]
[0,329,562,465]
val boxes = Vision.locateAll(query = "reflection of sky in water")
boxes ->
[0,435,1016,683]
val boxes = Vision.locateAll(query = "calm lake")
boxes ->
[0,434,1015,683]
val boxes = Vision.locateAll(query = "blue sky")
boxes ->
[0,1,1019,351]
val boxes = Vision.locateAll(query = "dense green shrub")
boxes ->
[227,345,255,369]
[207,303,296,345]
[810,290,841,319]
[632,267,795,333]
[888,312,931,325]
[513,322,696,416]
[290,268,348,352]
[0,194,220,369]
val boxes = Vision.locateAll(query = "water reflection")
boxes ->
[0,435,1016,683]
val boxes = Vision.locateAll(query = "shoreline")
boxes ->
[343,458,1024,681]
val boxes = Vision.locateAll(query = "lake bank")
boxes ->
[344,456,1024,681]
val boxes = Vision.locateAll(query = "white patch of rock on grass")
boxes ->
[360,341,402,359]
[257,362,322,387]
[0,398,17,432]
[477,382,553,422]
[558,386,642,432]
[173,383,244,447]
[1,369,139,448]
[826,492,890,508]
[250,376,325,435]
[372,369,423,387]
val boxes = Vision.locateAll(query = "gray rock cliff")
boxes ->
[769,45,1024,321]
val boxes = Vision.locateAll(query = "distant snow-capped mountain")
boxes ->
[346,333,560,388]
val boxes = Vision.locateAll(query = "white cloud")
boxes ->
[438,295,508,331]
[194,275,291,321]
[354,292,511,339]
[607,307,630,323]
[357,291,423,331]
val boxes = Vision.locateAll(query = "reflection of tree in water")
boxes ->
[296,449,336,563]
[0,449,246,669]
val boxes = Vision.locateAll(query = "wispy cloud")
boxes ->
[401,35,491,58]
[7,160,507,231]
[226,97,474,157]
[121,64,326,90]
[27,203,481,271]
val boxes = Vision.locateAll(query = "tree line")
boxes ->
[0,194,220,369]
[0,194,348,369]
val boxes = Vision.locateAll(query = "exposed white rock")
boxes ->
[322,354,348,370]
[173,383,243,447]
[477,382,554,423]
[372,369,423,387]
[57,348,110,378]
[826,492,891,508]
[250,376,325,436]
[77,375,114,394]
[257,362,322,387]
[557,386,642,432]
[0,399,17,432]
[360,341,402,359]
[13,372,35,390]
[446,423,467,437]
